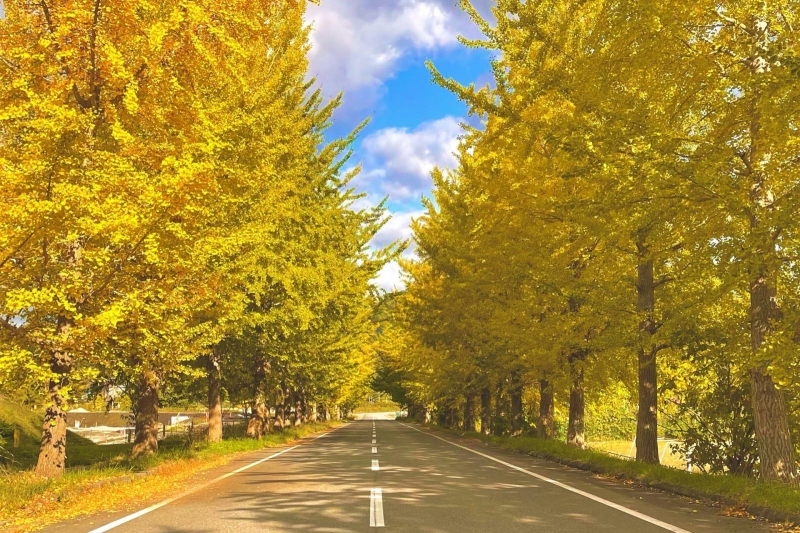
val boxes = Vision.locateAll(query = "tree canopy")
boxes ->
[384,0,800,485]
[0,0,395,477]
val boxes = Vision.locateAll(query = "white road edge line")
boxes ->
[401,424,692,533]
[372,438,377,444]
[86,424,348,533]
[372,459,380,471]
[370,488,385,527]
[372,446,378,454]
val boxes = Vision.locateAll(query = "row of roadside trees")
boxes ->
[0,0,394,478]
[381,0,800,485]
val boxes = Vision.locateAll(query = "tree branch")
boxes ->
[0,229,37,270]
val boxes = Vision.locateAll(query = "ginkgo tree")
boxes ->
[0,0,395,479]
[386,0,800,486]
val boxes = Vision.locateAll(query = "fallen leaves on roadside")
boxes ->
[719,506,750,518]
[0,424,338,533]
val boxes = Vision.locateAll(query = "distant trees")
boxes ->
[0,0,393,478]
[386,0,800,484]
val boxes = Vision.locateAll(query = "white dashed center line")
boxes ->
[370,488,385,527]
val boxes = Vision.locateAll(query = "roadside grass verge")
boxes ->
[422,424,800,523]
[2,431,124,471]
[591,439,685,469]
[0,421,341,533]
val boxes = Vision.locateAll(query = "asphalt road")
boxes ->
[43,418,772,533]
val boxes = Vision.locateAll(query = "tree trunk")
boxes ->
[36,243,80,477]
[247,400,269,439]
[246,354,270,438]
[636,344,659,463]
[280,383,290,427]
[510,371,523,435]
[207,353,223,444]
[293,395,303,427]
[635,253,659,464]
[300,395,308,423]
[132,374,160,458]
[538,378,554,439]
[493,379,505,435]
[750,273,797,483]
[35,316,73,478]
[480,387,491,435]
[463,394,476,432]
[273,403,285,430]
[567,350,586,448]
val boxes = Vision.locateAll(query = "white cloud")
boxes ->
[373,209,424,249]
[373,261,406,292]
[361,116,462,199]
[349,168,387,194]
[306,0,494,112]
[308,1,454,89]
[369,208,424,292]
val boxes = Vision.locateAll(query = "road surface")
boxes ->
[43,418,772,533]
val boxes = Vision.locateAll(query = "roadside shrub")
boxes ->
[668,361,758,475]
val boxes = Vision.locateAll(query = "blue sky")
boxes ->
[306,0,495,290]
[0,0,494,290]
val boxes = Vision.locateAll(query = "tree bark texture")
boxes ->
[480,387,491,435]
[299,395,308,423]
[273,403,285,430]
[510,371,523,435]
[443,404,458,428]
[538,378,554,439]
[276,383,290,428]
[463,394,476,432]
[207,353,223,443]
[132,374,160,458]
[247,400,269,439]
[567,351,586,448]
[37,242,81,476]
[35,316,73,478]
[293,396,303,427]
[635,254,659,464]
[750,273,797,483]
[493,379,505,435]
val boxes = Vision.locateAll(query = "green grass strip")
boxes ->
[426,425,800,521]
[0,421,341,519]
